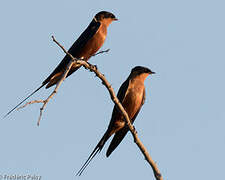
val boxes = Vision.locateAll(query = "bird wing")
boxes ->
[106,127,129,157]
[106,89,146,157]
[109,77,130,122]
[117,78,130,101]
[42,20,101,86]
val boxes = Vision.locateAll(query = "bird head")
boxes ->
[130,66,155,80]
[94,11,118,26]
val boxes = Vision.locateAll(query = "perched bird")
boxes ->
[4,11,118,118]
[76,66,155,176]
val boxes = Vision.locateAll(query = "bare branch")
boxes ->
[92,49,110,56]
[17,100,45,110]
[52,37,163,180]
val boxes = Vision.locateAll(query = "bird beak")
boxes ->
[150,71,155,74]
[113,18,118,21]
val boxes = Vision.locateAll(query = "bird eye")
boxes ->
[111,14,115,18]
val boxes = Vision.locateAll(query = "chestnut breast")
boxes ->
[78,23,107,60]
[122,79,145,120]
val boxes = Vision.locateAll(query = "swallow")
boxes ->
[4,11,118,118]
[76,66,155,176]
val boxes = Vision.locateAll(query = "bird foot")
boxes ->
[88,63,98,71]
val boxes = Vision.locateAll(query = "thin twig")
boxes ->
[92,48,110,56]
[17,100,45,110]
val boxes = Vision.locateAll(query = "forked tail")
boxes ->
[76,132,109,176]
[3,84,45,118]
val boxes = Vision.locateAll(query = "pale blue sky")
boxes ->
[1,0,225,179]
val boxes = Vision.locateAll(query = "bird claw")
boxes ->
[94,64,98,70]
[89,63,98,71]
